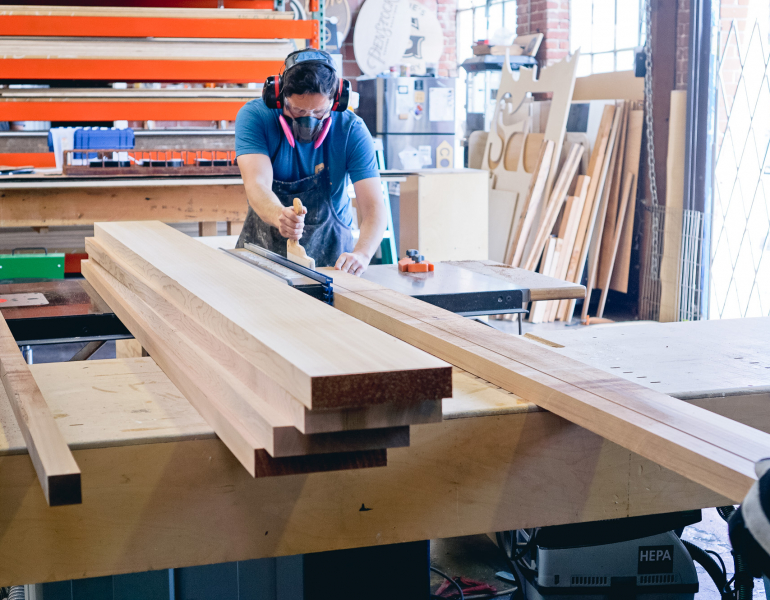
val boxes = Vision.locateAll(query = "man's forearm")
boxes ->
[353,207,387,261]
[244,179,283,229]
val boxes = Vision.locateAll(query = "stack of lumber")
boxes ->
[496,99,644,323]
[0,38,294,61]
[82,221,452,478]
[325,268,770,503]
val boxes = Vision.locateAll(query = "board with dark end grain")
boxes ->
[0,312,80,506]
[92,221,451,410]
[253,449,388,478]
[82,260,408,473]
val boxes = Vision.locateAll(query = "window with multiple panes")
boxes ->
[456,0,517,130]
[570,0,646,76]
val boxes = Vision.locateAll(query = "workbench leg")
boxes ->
[199,222,218,237]
[116,339,149,359]
[227,221,244,236]
[303,541,430,600]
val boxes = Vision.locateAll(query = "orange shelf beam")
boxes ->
[0,59,285,83]
[1,101,249,121]
[0,153,56,168]
[0,1,274,7]
[0,16,318,42]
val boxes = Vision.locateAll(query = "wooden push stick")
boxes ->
[286,198,315,270]
[0,312,81,505]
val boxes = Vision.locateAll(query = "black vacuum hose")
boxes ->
[682,540,732,600]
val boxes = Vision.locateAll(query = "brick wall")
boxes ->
[340,0,459,82]
[516,0,570,66]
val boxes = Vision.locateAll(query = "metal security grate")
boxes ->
[710,20,770,318]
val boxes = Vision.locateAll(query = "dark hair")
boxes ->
[283,60,338,99]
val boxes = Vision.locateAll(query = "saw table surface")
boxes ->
[0,317,767,586]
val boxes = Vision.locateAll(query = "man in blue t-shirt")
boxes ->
[235,49,385,275]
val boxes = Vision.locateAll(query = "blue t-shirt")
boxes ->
[235,98,379,227]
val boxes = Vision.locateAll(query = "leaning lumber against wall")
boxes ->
[323,269,770,503]
[91,221,452,410]
[0,312,80,505]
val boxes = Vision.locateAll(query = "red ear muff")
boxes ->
[274,76,282,108]
[262,74,283,109]
[333,79,351,112]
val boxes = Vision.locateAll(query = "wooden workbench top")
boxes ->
[0,359,534,455]
[0,318,766,585]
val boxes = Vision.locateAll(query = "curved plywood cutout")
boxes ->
[523,133,545,173]
[487,113,506,170]
[501,96,529,127]
[503,132,526,172]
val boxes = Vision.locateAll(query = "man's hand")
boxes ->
[335,251,370,276]
[277,205,306,240]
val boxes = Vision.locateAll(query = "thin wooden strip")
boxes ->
[93,221,451,410]
[328,281,757,502]
[558,105,615,321]
[566,104,623,323]
[83,260,410,463]
[86,238,442,434]
[522,143,584,271]
[611,109,644,293]
[349,284,770,466]
[547,176,590,321]
[597,173,635,318]
[597,102,630,290]
[581,101,625,321]
[0,312,81,506]
[506,140,554,267]
[528,236,558,323]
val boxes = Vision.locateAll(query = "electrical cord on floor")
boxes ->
[495,531,530,600]
[430,563,518,600]
[682,539,733,600]
[430,566,465,600]
[716,505,754,600]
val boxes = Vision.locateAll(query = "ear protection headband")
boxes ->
[263,49,350,113]
[263,50,350,149]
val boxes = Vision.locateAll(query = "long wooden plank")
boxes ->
[581,101,626,321]
[597,102,630,290]
[83,260,409,466]
[522,143,584,271]
[547,176,590,321]
[659,90,688,322]
[86,238,442,434]
[611,109,644,292]
[0,312,81,505]
[597,173,635,317]
[506,140,554,267]
[567,103,623,323]
[557,105,615,321]
[324,269,770,502]
[92,221,452,410]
